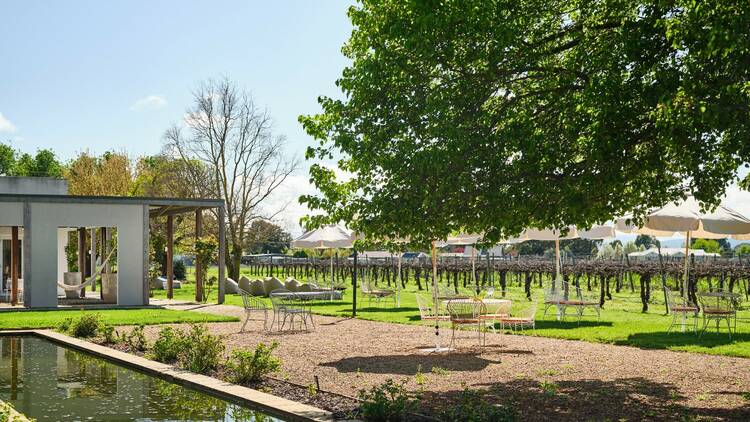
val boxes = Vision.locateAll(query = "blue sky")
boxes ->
[0,0,352,232]
[2,1,749,238]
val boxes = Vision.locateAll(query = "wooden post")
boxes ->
[166,215,174,300]
[10,226,18,306]
[195,209,203,302]
[78,228,86,298]
[90,228,97,292]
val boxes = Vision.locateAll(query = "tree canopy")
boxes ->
[300,0,750,245]
[0,142,63,178]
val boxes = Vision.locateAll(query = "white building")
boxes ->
[0,176,225,309]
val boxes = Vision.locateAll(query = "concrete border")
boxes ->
[0,330,336,422]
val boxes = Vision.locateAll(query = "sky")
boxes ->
[0,0,352,234]
[2,1,749,239]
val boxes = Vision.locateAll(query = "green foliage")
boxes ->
[691,238,721,254]
[440,388,515,422]
[99,324,117,344]
[0,143,64,178]
[540,380,559,397]
[125,325,147,351]
[224,342,281,384]
[300,0,750,245]
[244,220,292,254]
[194,236,219,302]
[358,379,415,422]
[179,323,225,374]
[736,244,750,257]
[635,235,659,250]
[173,260,187,280]
[59,313,102,338]
[150,326,187,363]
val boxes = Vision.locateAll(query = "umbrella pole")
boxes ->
[555,238,563,320]
[472,246,478,294]
[397,253,402,307]
[352,249,358,317]
[682,231,691,332]
[423,240,449,352]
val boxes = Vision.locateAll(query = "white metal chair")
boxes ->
[664,286,699,333]
[698,292,737,338]
[446,299,486,348]
[239,288,269,332]
[415,294,449,326]
[498,299,537,334]
[479,300,511,333]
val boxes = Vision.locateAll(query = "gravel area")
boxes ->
[134,302,750,421]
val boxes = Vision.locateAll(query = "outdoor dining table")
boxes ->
[440,298,512,317]
[271,291,338,301]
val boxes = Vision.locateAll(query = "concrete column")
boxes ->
[11,226,18,306]
[195,209,203,302]
[142,205,150,305]
[166,215,174,300]
[77,228,86,298]
[90,227,97,292]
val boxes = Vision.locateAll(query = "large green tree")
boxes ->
[244,220,292,254]
[0,142,64,177]
[300,1,750,244]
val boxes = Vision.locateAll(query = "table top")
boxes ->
[272,291,336,298]
[441,298,511,305]
[698,291,741,298]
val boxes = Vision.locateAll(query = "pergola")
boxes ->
[0,194,226,308]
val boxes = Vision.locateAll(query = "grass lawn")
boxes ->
[0,308,237,330]
[156,266,750,358]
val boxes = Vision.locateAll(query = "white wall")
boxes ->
[25,202,146,308]
[0,177,68,195]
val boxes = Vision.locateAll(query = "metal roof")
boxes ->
[0,193,224,217]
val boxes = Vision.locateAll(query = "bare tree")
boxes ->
[163,77,298,280]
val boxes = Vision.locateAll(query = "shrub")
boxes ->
[225,342,281,384]
[440,388,516,422]
[358,379,415,422]
[150,326,187,363]
[99,324,117,344]
[66,313,102,338]
[173,260,186,280]
[179,323,224,374]
[125,325,147,352]
[57,317,74,333]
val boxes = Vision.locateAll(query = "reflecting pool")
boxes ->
[0,336,282,421]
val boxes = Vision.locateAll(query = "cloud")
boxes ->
[0,113,17,133]
[130,95,167,111]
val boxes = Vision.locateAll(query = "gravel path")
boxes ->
[147,302,750,421]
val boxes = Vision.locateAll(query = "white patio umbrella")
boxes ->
[516,225,616,281]
[291,224,356,298]
[438,233,484,293]
[616,196,750,328]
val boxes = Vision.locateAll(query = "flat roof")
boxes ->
[0,193,224,217]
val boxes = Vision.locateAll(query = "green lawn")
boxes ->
[0,308,237,330]
[157,265,750,358]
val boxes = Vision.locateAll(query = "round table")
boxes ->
[441,298,511,306]
[271,291,339,301]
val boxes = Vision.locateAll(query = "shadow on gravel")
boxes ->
[618,330,750,351]
[420,377,750,421]
[321,352,501,375]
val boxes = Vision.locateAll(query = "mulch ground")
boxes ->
[118,302,750,421]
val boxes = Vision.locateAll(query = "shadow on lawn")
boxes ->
[321,351,501,375]
[420,377,750,421]
[618,330,750,350]
[533,320,613,330]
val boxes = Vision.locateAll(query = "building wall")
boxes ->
[0,177,68,195]
[24,202,146,308]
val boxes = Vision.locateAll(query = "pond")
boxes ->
[0,336,283,421]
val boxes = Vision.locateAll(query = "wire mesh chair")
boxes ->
[360,278,396,308]
[239,288,269,332]
[697,292,737,338]
[479,300,512,333]
[269,289,291,331]
[664,286,699,333]
[498,299,537,334]
[446,299,486,348]
[282,292,315,331]
[415,294,450,326]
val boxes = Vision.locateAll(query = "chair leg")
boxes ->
[263,310,268,331]
[241,313,249,332]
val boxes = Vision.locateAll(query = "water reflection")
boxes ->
[0,336,279,421]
